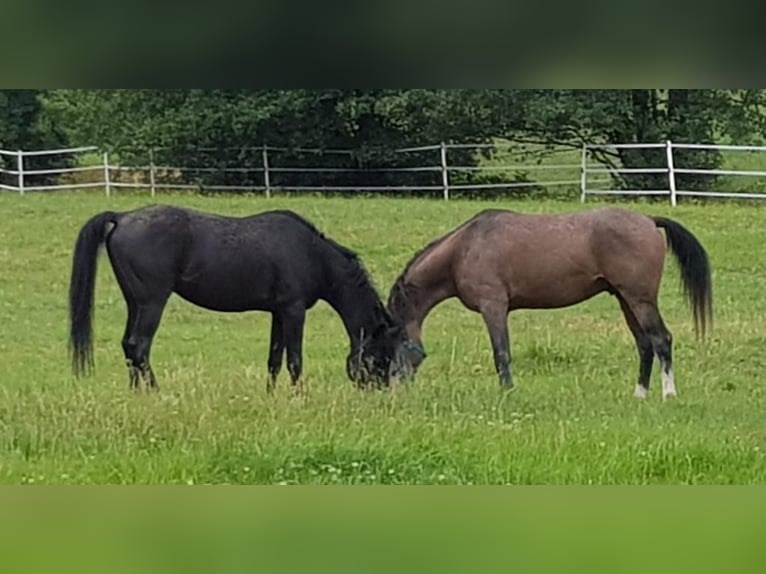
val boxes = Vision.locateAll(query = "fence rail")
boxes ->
[580,140,766,205]
[3,140,765,203]
[0,142,590,199]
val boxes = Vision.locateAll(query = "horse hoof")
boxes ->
[634,385,648,399]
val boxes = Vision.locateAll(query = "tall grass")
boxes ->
[0,192,764,484]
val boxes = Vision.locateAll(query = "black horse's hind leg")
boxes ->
[281,306,306,391]
[479,303,512,389]
[618,297,654,399]
[266,312,285,393]
[122,301,167,390]
[121,302,142,389]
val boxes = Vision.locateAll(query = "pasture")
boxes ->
[0,192,765,484]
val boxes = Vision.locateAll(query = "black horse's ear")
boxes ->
[372,322,388,339]
[386,324,404,340]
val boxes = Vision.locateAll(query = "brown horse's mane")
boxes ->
[387,236,446,314]
[387,209,503,313]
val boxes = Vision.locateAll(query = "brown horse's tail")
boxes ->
[652,216,713,337]
[69,211,118,376]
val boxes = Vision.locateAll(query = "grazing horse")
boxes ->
[387,207,713,399]
[69,205,409,390]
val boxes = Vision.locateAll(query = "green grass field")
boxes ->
[1,191,765,484]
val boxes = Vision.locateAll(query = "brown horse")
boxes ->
[387,207,712,399]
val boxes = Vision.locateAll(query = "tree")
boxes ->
[45,90,509,193]
[0,90,70,187]
[42,89,766,196]
[495,90,766,193]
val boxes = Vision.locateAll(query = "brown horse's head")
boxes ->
[386,279,428,376]
[346,312,416,388]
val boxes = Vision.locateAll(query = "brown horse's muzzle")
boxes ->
[401,341,426,373]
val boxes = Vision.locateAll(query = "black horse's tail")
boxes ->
[653,216,713,337]
[69,211,118,376]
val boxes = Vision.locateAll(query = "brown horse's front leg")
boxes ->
[479,305,512,389]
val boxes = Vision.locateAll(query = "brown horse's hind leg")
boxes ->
[618,297,654,399]
[479,302,512,389]
[621,297,675,400]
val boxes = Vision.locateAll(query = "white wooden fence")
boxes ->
[2,141,765,203]
[0,143,592,200]
[581,141,766,204]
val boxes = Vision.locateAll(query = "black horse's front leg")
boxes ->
[281,306,306,393]
[127,360,140,389]
[140,361,158,390]
[480,305,513,389]
[266,312,285,393]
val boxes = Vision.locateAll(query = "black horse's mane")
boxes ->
[273,210,388,317]
[272,210,359,261]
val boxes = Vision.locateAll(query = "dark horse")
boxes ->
[69,205,409,390]
[388,207,713,399]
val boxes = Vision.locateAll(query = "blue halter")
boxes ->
[403,341,427,357]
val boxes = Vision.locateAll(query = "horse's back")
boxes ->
[463,207,662,251]
[581,208,667,295]
[105,205,329,311]
[110,205,318,259]
[103,206,192,299]
[450,207,666,309]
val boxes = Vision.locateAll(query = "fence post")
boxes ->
[17,150,24,195]
[665,140,677,206]
[103,151,111,197]
[580,143,588,202]
[262,145,271,198]
[149,149,156,198]
[440,141,449,200]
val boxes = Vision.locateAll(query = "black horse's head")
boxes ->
[346,316,416,388]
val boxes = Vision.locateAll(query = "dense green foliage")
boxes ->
[0,90,70,186]
[0,192,764,484]
[1,89,764,193]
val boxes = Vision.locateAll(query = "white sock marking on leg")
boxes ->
[662,368,676,399]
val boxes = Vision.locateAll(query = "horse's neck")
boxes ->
[408,282,453,338]
[323,267,381,348]
[402,249,457,340]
